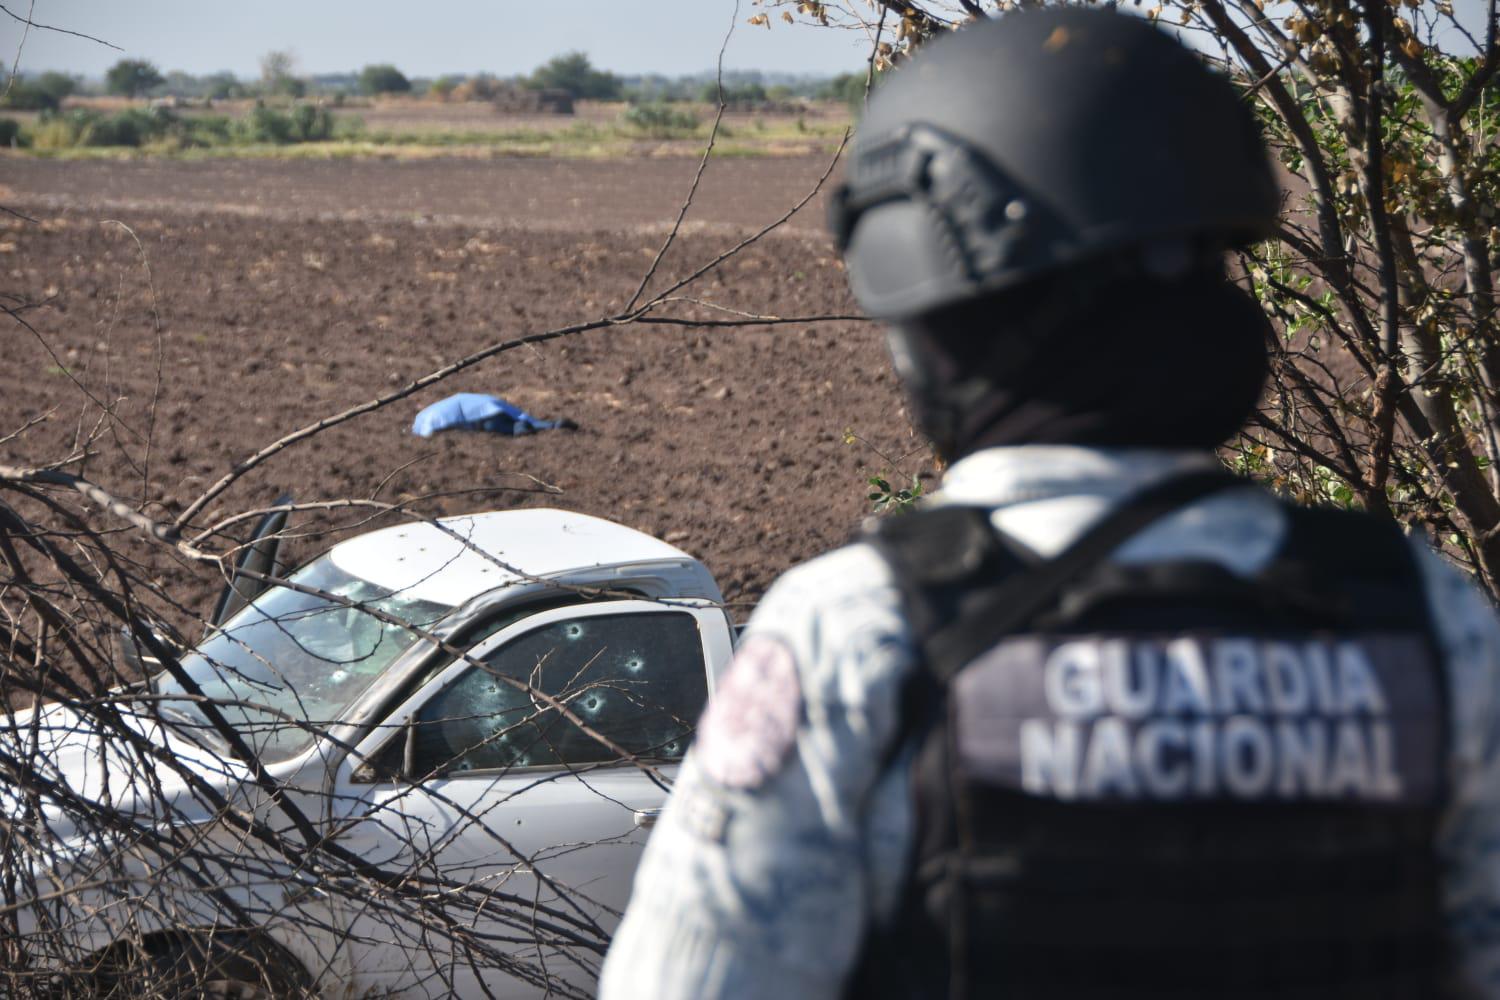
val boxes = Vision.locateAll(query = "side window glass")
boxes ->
[409,611,706,776]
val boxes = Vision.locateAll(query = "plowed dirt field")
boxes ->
[1,155,925,626]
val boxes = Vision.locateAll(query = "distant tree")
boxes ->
[0,82,46,111]
[358,63,411,95]
[259,50,305,98]
[204,71,244,101]
[429,75,459,100]
[35,72,77,105]
[451,73,503,102]
[819,71,867,109]
[104,59,164,98]
[162,70,197,96]
[524,52,620,100]
[0,71,76,111]
[697,79,767,104]
[622,74,695,104]
[451,74,503,102]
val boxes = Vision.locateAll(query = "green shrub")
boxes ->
[240,104,292,143]
[289,103,334,141]
[178,114,233,147]
[0,118,22,147]
[331,115,365,141]
[621,103,699,137]
[238,103,334,144]
[29,108,148,148]
[86,107,176,146]
[28,116,78,150]
[20,103,339,150]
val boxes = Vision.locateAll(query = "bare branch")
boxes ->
[0,2,121,50]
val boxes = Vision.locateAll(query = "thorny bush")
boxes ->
[764,0,1500,597]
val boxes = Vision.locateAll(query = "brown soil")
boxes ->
[0,155,838,235]
[1,156,927,634]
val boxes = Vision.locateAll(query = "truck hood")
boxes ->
[0,699,248,843]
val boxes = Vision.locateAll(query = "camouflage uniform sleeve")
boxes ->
[1412,543,1500,997]
[598,543,914,1000]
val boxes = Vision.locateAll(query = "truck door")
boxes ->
[328,599,732,998]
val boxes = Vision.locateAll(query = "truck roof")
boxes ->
[328,508,697,607]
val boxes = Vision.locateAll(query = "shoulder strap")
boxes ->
[1269,501,1434,632]
[878,469,1244,684]
[871,503,1037,644]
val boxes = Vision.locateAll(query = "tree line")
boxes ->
[3,51,865,111]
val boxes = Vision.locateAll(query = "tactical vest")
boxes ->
[849,473,1452,1000]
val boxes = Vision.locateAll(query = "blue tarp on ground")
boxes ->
[412,393,574,438]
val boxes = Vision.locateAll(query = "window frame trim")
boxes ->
[347,598,723,784]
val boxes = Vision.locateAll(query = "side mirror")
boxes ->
[208,493,293,631]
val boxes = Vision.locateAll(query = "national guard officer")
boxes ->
[600,7,1500,998]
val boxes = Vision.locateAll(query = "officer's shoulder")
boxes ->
[757,538,901,617]
[747,539,914,701]
[1402,533,1500,641]
[755,505,1009,615]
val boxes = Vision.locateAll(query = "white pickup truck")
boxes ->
[6,508,737,998]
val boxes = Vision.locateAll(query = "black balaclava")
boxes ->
[889,262,1272,462]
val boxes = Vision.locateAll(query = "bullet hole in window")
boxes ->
[623,656,645,674]
[581,693,605,716]
[563,623,585,640]
[329,669,349,685]
[457,760,473,771]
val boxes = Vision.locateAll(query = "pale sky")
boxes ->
[8,1,1490,82]
[6,1,873,80]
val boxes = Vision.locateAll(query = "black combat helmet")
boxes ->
[831,6,1279,320]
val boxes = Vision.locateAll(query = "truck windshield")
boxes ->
[155,554,452,763]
